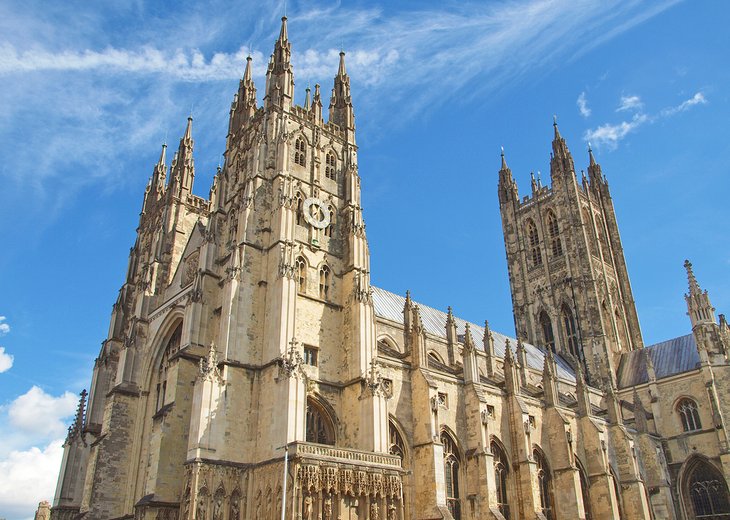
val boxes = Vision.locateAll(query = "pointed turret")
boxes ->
[231,55,258,131]
[65,389,87,443]
[550,116,576,178]
[483,320,495,377]
[684,260,716,328]
[587,143,604,184]
[168,117,195,199]
[329,51,355,132]
[403,290,413,333]
[265,17,294,109]
[145,144,167,211]
[312,83,323,122]
[503,339,520,395]
[542,350,558,407]
[463,323,479,384]
[304,85,311,111]
[516,337,528,386]
[498,147,518,205]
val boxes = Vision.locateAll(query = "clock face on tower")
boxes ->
[303,197,331,229]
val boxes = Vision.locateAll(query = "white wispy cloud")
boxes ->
[617,94,643,112]
[0,439,65,520]
[661,92,707,116]
[0,347,13,373]
[0,316,9,335]
[577,91,591,117]
[7,386,77,438]
[585,91,707,148]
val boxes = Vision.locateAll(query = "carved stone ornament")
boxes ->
[278,338,305,379]
[199,343,222,382]
[363,360,385,398]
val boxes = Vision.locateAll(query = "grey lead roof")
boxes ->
[371,286,576,382]
[617,333,700,388]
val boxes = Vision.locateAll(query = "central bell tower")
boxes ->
[498,122,643,384]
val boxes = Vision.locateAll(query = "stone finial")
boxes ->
[463,322,475,351]
[684,259,700,294]
[66,389,88,443]
[684,259,716,328]
[500,146,508,171]
[199,343,222,382]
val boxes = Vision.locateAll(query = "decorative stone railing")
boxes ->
[290,441,403,468]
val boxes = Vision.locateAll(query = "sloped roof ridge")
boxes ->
[371,286,576,382]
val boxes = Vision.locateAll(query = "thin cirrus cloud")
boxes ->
[0,316,9,335]
[0,0,680,217]
[584,92,707,148]
[577,91,591,117]
[617,94,643,111]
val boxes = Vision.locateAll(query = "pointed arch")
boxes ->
[546,210,563,257]
[441,429,462,519]
[561,304,580,361]
[526,218,542,267]
[294,136,307,167]
[296,256,307,294]
[325,150,337,180]
[388,417,407,465]
[318,264,331,300]
[533,446,554,520]
[294,192,304,226]
[151,320,183,413]
[680,456,730,519]
[491,436,511,519]
[539,310,555,353]
[306,396,336,445]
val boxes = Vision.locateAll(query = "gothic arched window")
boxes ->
[677,398,702,432]
[491,440,510,519]
[294,137,306,167]
[577,458,593,520]
[295,192,304,226]
[441,431,461,520]
[325,151,337,180]
[155,322,181,412]
[296,257,307,293]
[324,205,335,238]
[582,208,597,256]
[319,265,330,300]
[539,311,555,353]
[305,397,335,445]
[534,448,553,520]
[526,219,542,267]
[562,305,580,360]
[686,459,730,518]
[595,216,612,266]
[389,420,406,463]
[546,210,563,257]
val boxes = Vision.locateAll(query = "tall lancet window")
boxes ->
[562,305,580,361]
[294,137,306,167]
[319,265,330,300]
[324,205,335,238]
[295,193,304,226]
[546,210,563,257]
[677,398,702,432]
[296,257,307,293]
[441,431,461,520]
[491,440,510,519]
[534,448,554,520]
[155,323,181,413]
[539,311,555,353]
[526,219,542,267]
[305,397,335,445]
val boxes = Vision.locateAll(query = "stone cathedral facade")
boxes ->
[52,17,730,520]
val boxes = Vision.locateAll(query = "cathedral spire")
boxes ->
[329,51,355,131]
[265,16,294,109]
[169,117,195,199]
[550,116,575,178]
[149,143,167,198]
[66,389,87,443]
[231,55,258,130]
[304,85,311,110]
[684,259,716,327]
[312,83,323,121]
[587,142,604,184]
[498,147,518,205]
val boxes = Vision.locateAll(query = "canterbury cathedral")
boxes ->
[51,16,730,520]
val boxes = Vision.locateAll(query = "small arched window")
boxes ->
[296,257,307,293]
[319,265,330,300]
[389,420,406,462]
[491,440,510,519]
[294,137,306,167]
[539,311,555,353]
[534,448,553,520]
[325,151,337,180]
[562,305,580,361]
[546,210,563,257]
[295,193,304,226]
[441,431,461,520]
[526,219,542,267]
[677,398,702,432]
[305,397,335,445]
[324,205,335,238]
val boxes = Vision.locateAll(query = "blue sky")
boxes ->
[0,0,728,517]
